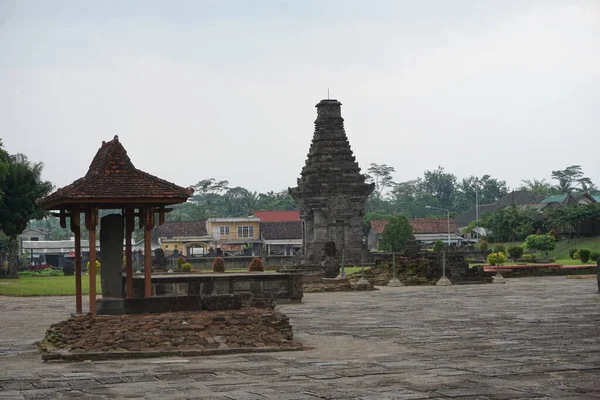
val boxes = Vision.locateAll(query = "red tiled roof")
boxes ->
[369,220,389,235]
[370,218,458,234]
[254,211,300,222]
[38,136,193,210]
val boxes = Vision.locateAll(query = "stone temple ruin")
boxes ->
[289,99,374,277]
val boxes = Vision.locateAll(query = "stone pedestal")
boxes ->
[387,277,403,287]
[493,273,507,284]
[100,214,124,298]
[436,276,453,286]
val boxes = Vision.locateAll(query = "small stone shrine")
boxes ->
[289,99,374,275]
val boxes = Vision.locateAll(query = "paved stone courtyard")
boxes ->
[1,276,599,399]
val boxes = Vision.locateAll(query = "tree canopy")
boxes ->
[378,214,414,252]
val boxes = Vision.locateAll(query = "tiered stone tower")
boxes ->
[289,99,374,268]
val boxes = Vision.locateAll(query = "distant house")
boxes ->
[155,221,210,257]
[260,221,302,256]
[19,228,49,242]
[365,218,462,251]
[156,218,262,257]
[540,193,596,207]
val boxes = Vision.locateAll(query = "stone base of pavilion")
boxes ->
[303,275,377,293]
[38,308,307,362]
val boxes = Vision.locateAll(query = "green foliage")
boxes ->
[378,214,414,253]
[524,234,556,257]
[85,260,101,271]
[507,245,524,261]
[212,257,225,272]
[465,257,477,263]
[569,248,579,260]
[478,240,488,252]
[523,254,532,261]
[573,250,580,260]
[0,152,53,277]
[589,251,600,262]
[551,165,593,194]
[479,206,542,243]
[248,257,264,272]
[578,248,591,263]
[366,163,396,196]
[487,252,506,266]
[432,240,444,252]
[493,244,505,254]
[180,263,192,272]
[176,256,186,268]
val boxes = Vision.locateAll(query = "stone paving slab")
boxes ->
[0,276,599,399]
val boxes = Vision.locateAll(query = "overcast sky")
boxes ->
[1,0,598,194]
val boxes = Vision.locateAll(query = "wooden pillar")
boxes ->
[85,207,98,315]
[125,208,134,299]
[70,211,83,314]
[144,205,155,298]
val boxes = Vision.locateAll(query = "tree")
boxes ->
[551,165,594,194]
[479,206,542,242]
[378,214,414,252]
[366,163,396,196]
[507,245,524,262]
[422,166,456,209]
[518,179,556,196]
[452,175,508,213]
[0,154,53,277]
[524,234,556,258]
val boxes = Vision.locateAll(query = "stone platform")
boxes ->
[128,272,303,303]
[39,309,304,361]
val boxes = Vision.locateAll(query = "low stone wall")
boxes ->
[128,273,303,303]
[178,255,297,271]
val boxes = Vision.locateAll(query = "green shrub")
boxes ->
[248,257,264,272]
[479,240,488,252]
[524,234,556,258]
[590,251,600,262]
[493,244,505,254]
[85,260,101,272]
[507,245,524,262]
[569,248,578,260]
[432,240,444,252]
[213,257,225,272]
[465,257,477,263]
[180,263,192,272]
[487,251,506,266]
[176,256,186,269]
[578,248,591,263]
[522,254,532,261]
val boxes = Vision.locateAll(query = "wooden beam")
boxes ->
[125,208,134,299]
[158,205,165,226]
[144,206,155,298]
[85,206,98,316]
[69,211,82,314]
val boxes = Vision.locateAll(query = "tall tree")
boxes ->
[422,166,456,210]
[551,165,594,194]
[365,163,396,196]
[518,179,556,196]
[0,154,53,277]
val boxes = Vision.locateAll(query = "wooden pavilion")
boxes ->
[37,136,193,315]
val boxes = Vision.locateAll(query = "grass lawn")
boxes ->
[0,275,102,297]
